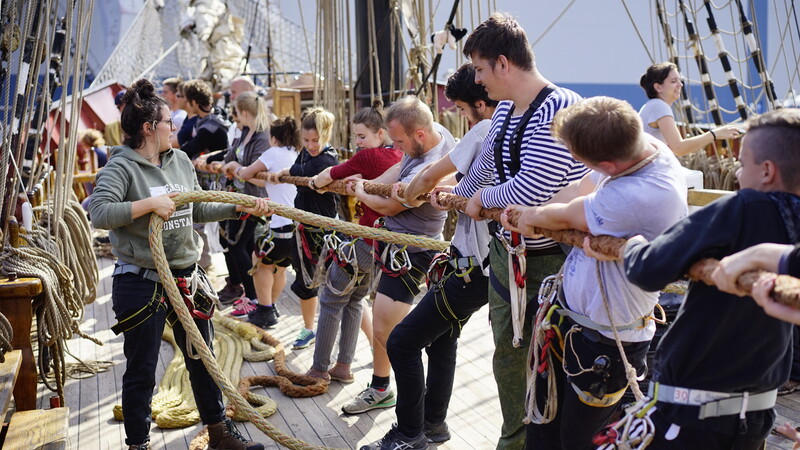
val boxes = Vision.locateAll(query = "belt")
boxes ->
[556,308,649,333]
[113,262,162,283]
[649,383,778,419]
[271,230,294,240]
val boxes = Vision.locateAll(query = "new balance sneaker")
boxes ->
[423,420,450,443]
[248,304,278,328]
[217,280,244,305]
[292,329,316,349]
[342,384,397,414]
[229,297,257,317]
[359,424,428,450]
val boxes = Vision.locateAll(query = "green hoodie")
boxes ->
[90,145,238,270]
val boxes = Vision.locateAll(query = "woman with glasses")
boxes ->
[89,78,268,450]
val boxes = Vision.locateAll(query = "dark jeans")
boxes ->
[112,272,225,446]
[220,217,258,299]
[387,268,489,437]
[525,323,649,450]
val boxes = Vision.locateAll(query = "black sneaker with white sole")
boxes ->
[359,424,428,450]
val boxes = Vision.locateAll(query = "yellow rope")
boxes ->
[150,191,343,450]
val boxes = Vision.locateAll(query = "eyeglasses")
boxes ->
[176,94,184,98]
[156,118,174,128]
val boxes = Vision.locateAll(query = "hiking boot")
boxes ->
[342,384,396,414]
[127,443,150,450]
[359,424,428,450]
[218,280,244,305]
[292,329,316,349]
[328,362,354,384]
[305,367,331,382]
[423,420,451,443]
[207,419,265,450]
[229,297,257,317]
[248,304,278,328]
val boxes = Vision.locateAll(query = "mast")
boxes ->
[354,0,402,107]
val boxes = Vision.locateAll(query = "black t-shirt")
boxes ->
[289,146,339,218]
[625,189,794,397]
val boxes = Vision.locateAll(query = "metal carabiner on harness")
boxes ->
[388,245,413,274]
[538,273,562,305]
[426,251,451,288]
[336,238,358,267]
[256,229,277,259]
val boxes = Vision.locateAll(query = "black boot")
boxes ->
[248,304,278,329]
[207,419,265,450]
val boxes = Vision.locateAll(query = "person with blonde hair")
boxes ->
[269,106,339,349]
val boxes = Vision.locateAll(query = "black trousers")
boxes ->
[526,322,649,450]
[219,217,258,299]
[387,269,489,437]
[112,272,226,446]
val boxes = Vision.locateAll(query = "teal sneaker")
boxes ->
[292,329,316,349]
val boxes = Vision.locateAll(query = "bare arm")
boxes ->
[711,243,789,296]
[501,196,589,237]
[353,178,407,217]
[658,115,742,156]
[400,154,458,207]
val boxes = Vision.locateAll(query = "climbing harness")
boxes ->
[324,237,365,296]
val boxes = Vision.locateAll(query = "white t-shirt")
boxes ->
[449,119,492,275]
[257,146,298,228]
[171,109,187,140]
[638,98,673,144]
[228,123,242,146]
[562,143,688,342]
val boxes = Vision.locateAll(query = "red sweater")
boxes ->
[330,146,403,230]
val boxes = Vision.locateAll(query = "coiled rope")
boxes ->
[0,312,12,363]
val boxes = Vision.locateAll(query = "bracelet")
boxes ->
[235,167,242,178]
[709,129,717,140]
[400,202,413,208]
[309,178,318,190]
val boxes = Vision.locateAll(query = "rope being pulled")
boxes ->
[255,172,800,306]
[150,191,344,450]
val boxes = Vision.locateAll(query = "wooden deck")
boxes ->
[45,255,502,449]
[23,253,800,449]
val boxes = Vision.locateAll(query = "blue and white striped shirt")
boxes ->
[453,88,589,250]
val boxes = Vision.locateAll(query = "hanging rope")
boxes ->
[703,0,748,120]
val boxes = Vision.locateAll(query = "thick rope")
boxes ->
[0,312,12,363]
[150,192,342,450]
[254,172,800,305]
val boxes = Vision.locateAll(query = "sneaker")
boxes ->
[248,304,278,328]
[423,420,451,443]
[292,329,316,349]
[359,424,428,450]
[127,444,150,450]
[229,297,257,317]
[218,281,244,305]
[342,384,397,414]
[208,419,264,450]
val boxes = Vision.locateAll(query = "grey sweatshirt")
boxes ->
[90,145,237,270]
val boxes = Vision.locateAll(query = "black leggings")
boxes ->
[219,217,258,299]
